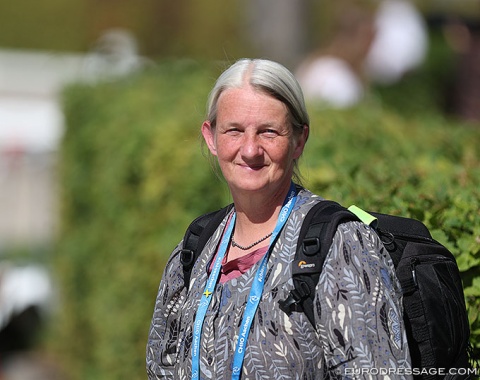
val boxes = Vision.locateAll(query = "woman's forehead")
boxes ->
[218,86,286,111]
[216,87,288,125]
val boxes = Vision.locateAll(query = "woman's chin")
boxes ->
[229,177,289,196]
[229,179,269,194]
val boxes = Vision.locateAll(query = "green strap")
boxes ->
[348,205,378,228]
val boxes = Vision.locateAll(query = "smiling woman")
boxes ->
[202,85,307,208]
[146,58,412,379]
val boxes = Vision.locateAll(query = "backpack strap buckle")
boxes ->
[302,237,320,256]
[180,249,195,268]
[278,281,311,316]
[278,294,299,316]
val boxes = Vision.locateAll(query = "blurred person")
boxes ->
[297,0,428,108]
[81,28,150,83]
[146,58,411,379]
[443,17,480,123]
[296,4,376,108]
[365,0,428,85]
[0,264,52,353]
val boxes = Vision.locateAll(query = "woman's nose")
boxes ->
[240,132,263,159]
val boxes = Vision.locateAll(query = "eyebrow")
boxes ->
[219,121,285,129]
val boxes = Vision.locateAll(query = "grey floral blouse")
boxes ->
[146,188,412,379]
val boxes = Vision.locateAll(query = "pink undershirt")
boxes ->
[209,245,269,284]
[208,215,269,283]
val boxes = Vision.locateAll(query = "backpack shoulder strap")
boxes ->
[180,204,234,290]
[279,200,358,326]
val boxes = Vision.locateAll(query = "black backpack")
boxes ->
[179,200,474,379]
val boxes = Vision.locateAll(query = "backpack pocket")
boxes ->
[397,241,470,372]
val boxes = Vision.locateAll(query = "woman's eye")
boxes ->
[225,128,241,135]
[262,129,278,137]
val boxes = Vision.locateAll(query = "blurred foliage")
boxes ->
[1,0,479,60]
[51,56,479,379]
[0,0,88,51]
[0,0,247,59]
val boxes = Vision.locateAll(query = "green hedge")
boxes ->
[52,60,480,379]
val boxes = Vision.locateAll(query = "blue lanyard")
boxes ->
[191,183,298,380]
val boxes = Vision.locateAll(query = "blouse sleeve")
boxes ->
[146,243,185,380]
[316,221,412,379]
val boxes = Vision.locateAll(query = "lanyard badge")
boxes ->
[191,183,298,380]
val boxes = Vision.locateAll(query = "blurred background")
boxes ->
[0,0,479,379]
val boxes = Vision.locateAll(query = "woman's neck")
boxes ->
[232,180,291,220]
[228,181,293,253]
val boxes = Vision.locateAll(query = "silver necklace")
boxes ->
[231,232,273,251]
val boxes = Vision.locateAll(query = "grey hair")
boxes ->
[205,58,310,183]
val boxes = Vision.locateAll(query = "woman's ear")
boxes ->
[293,124,309,159]
[201,121,218,156]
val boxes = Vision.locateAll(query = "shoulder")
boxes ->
[159,243,186,292]
[336,220,384,250]
[329,220,393,271]
[296,186,323,202]
[292,186,324,214]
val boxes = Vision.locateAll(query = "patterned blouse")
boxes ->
[146,188,412,379]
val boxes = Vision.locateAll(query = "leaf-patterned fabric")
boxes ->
[146,188,412,379]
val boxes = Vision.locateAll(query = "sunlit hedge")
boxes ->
[52,60,479,379]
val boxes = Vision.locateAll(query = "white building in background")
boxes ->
[0,28,145,251]
[0,48,84,250]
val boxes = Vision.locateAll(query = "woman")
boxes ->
[146,59,411,379]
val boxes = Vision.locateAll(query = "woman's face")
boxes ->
[202,85,307,197]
